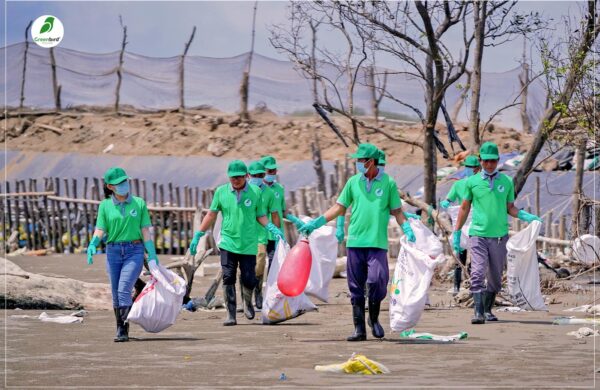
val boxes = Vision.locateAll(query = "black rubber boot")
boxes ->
[113,308,124,342]
[347,302,367,342]
[117,306,131,342]
[483,292,498,321]
[241,284,255,320]
[471,292,485,324]
[453,267,462,296]
[367,300,385,339]
[223,285,237,326]
[254,276,263,310]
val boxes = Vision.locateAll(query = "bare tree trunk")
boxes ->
[519,35,531,133]
[311,134,326,195]
[309,21,319,104]
[451,70,471,123]
[115,16,127,113]
[513,1,599,195]
[179,26,196,112]
[19,21,33,111]
[368,66,378,124]
[240,1,258,121]
[571,138,586,238]
[468,1,486,152]
[49,47,60,111]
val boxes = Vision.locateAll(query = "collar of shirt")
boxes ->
[229,183,249,193]
[112,194,132,206]
[481,171,497,189]
[360,168,384,182]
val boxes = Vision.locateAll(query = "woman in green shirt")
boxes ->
[86,167,159,342]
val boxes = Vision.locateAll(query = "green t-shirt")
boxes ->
[265,182,285,241]
[337,172,402,250]
[256,184,278,245]
[95,195,152,243]
[446,178,468,204]
[210,183,266,255]
[464,172,515,238]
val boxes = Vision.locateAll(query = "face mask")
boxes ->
[464,167,474,177]
[114,181,130,196]
[249,177,263,186]
[484,168,498,177]
[378,166,385,174]
[265,174,277,183]
[356,162,367,174]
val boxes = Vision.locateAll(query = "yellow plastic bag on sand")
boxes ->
[315,353,390,375]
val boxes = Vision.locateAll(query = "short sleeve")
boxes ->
[96,201,107,230]
[209,188,222,212]
[506,178,515,203]
[447,182,458,202]
[140,199,152,228]
[464,178,473,201]
[337,179,354,208]
[265,189,278,213]
[388,179,401,211]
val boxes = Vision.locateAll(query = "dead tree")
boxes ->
[114,16,127,113]
[311,134,326,195]
[367,64,388,124]
[450,70,471,123]
[240,1,258,121]
[179,26,196,112]
[519,35,532,133]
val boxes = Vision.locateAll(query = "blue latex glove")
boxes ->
[335,216,345,243]
[266,222,285,242]
[298,215,327,236]
[144,240,159,264]
[285,213,305,230]
[404,212,420,220]
[517,209,543,223]
[190,231,205,255]
[401,221,416,243]
[87,235,100,265]
[440,199,451,209]
[453,230,464,254]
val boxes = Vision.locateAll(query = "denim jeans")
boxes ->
[106,242,145,307]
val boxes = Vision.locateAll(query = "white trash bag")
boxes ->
[572,234,600,265]
[506,220,547,311]
[212,212,223,246]
[389,220,445,332]
[262,240,317,324]
[128,262,187,333]
[447,205,471,250]
[300,216,338,303]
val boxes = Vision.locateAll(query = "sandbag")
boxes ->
[300,216,337,303]
[447,205,471,250]
[262,240,317,324]
[128,262,187,332]
[506,221,547,311]
[389,220,445,332]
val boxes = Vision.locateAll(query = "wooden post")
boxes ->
[559,215,566,241]
[82,177,91,245]
[49,47,61,111]
[133,178,140,197]
[142,179,147,201]
[179,26,196,111]
[19,181,33,249]
[54,178,64,253]
[19,21,33,111]
[115,15,127,113]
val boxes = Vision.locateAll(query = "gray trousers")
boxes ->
[469,235,508,293]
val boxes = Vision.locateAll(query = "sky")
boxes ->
[1,0,586,73]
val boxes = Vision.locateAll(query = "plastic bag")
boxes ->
[300,216,337,303]
[127,262,187,333]
[389,220,445,332]
[262,240,317,324]
[447,205,471,249]
[399,329,468,342]
[314,353,390,375]
[572,234,600,265]
[506,221,547,311]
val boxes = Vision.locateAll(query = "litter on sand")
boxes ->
[497,306,528,313]
[10,311,85,324]
[553,317,600,326]
[563,305,592,312]
[399,329,468,342]
[566,327,599,338]
[315,353,390,375]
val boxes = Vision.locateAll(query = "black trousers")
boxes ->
[221,249,257,289]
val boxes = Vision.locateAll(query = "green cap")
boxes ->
[377,149,386,166]
[349,143,380,159]
[248,161,266,175]
[479,142,499,160]
[261,155,278,170]
[461,155,481,168]
[104,167,129,185]
[227,160,248,177]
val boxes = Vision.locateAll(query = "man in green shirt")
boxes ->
[247,161,281,310]
[440,155,481,295]
[189,160,284,326]
[300,143,416,341]
[454,142,542,324]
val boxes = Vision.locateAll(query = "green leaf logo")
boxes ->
[39,17,55,34]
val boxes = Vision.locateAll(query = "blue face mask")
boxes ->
[249,177,263,187]
[378,166,385,174]
[265,174,277,183]
[114,181,130,196]
[356,162,367,174]
[483,168,498,177]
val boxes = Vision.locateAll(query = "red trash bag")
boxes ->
[277,238,313,297]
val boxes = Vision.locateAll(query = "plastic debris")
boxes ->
[279,373,287,381]
[10,311,84,324]
[315,353,390,375]
[563,305,592,313]
[553,317,600,326]
[497,306,527,313]
[399,329,468,342]
[567,327,599,339]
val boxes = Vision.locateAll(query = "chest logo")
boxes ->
[274,192,280,198]
[129,209,138,217]
[375,188,384,197]
[497,185,505,193]
[244,199,252,207]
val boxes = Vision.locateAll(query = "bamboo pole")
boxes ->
[19,21,33,111]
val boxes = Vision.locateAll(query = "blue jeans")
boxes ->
[106,242,145,307]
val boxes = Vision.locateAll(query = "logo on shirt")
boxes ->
[129,209,138,217]
[274,192,280,198]
[244,199,252,207]
[497,185,505,193]
[375,188,384,197]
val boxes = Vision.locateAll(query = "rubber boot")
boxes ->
[118,306,131,342]
[471,292,485,324]
[483,292,498,321]
[347,302,367,342]
[254,276,263,310]
[223,285,237,326]
[367,300,385,339]
[241,284,255,320]
[113,308,125,342]
[453,267,462,296]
